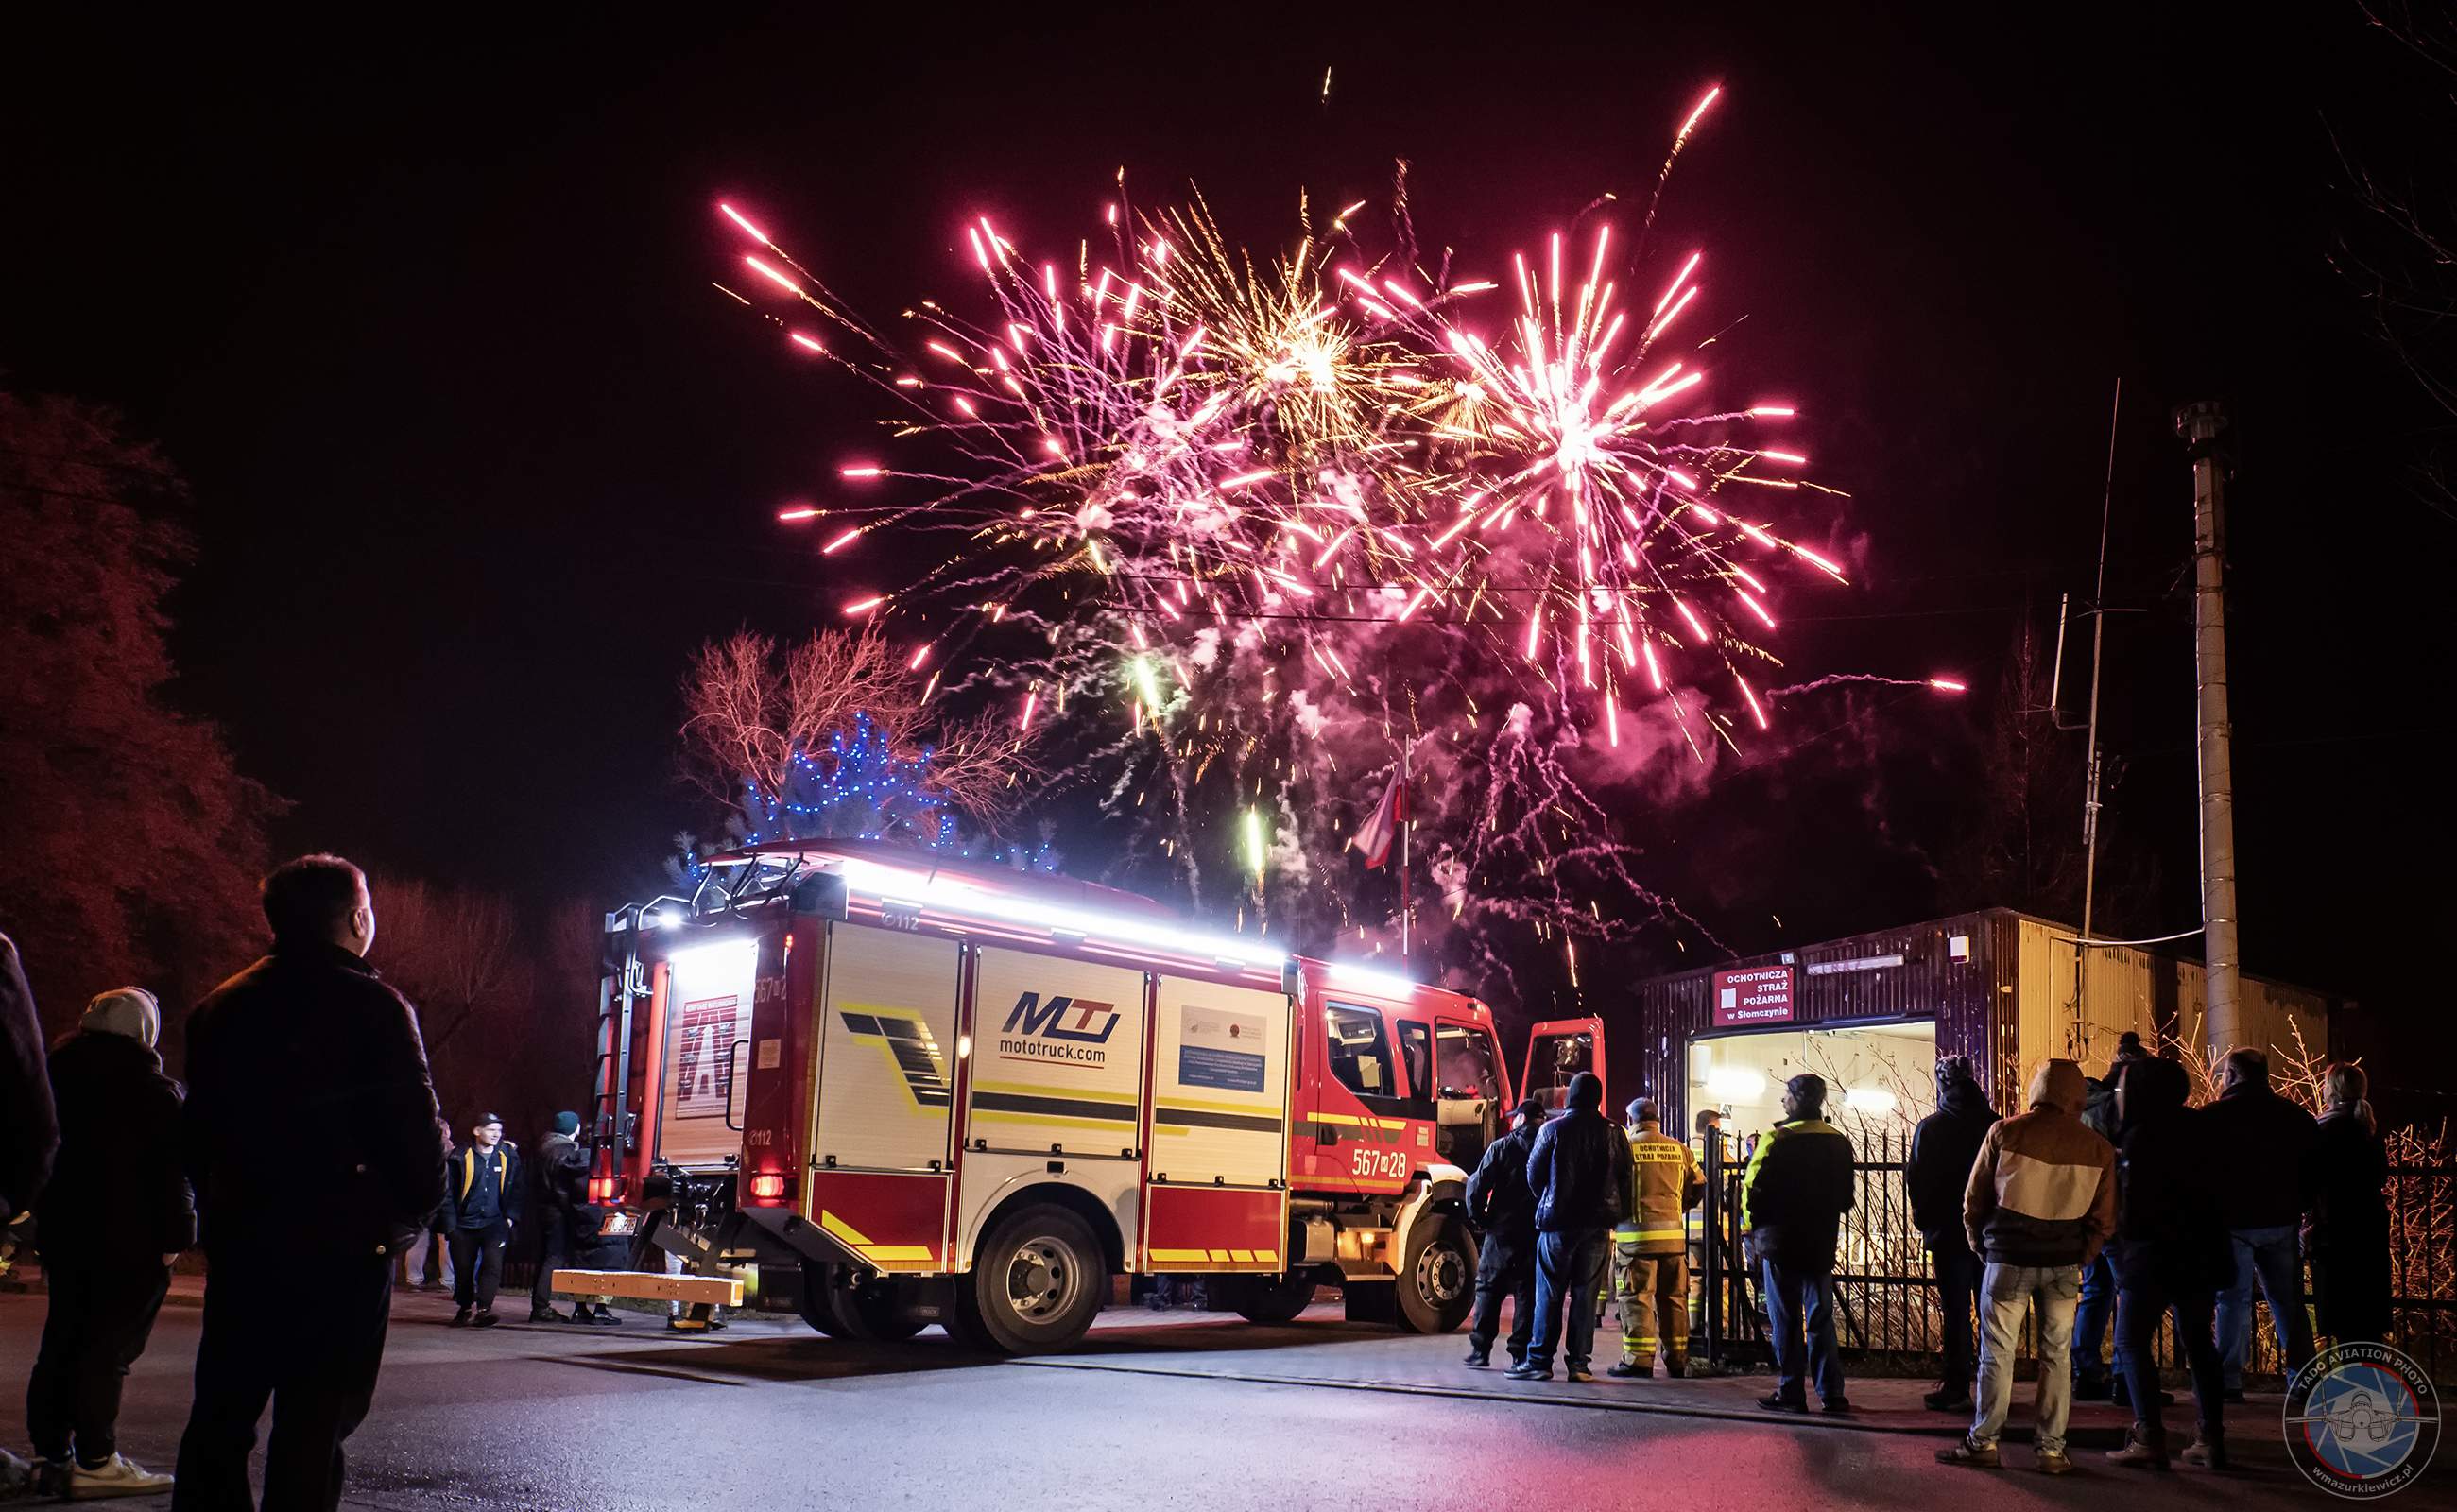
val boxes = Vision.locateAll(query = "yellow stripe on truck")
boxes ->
[819,1210,936,1264]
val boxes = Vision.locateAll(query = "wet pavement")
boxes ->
[0,1286,2352,1510]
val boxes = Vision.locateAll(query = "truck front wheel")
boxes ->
[962,1203,1104,1353]
[1395,1213,1476,1334]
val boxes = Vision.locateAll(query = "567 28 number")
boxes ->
[1349,1147,1410,1180]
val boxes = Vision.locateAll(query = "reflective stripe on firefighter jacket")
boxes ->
[1612,1123,1704,1253]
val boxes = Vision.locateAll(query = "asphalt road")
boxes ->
[0,1290,2382,1510]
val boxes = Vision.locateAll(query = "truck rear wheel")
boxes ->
[962,1203,1104,1353]
[829,1279,930,1341]
[1395,1213,1475,1334]
[1226,1269,1318,1326]
[796,1266,845,1337]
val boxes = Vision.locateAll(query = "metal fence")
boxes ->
[1698,1130,2457,1384]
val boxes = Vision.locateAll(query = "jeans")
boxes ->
[1971,1262,2081,1455]
[401,1228,453,1291]
[26,1257,171,1465]
[2119,1279,2223,1452]
[2217,1223,2312,1388]
[1933,1244,1983,1391]
[1525,1228,1608,1372]
[2072,1248,2116,1383]
[1468,1236,1536,1364]
[173,1249,392,1512]
[1761,1259,1845,1403]
[447,1223,508,1311]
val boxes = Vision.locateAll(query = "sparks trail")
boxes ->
[714,85,1933,988]
[1769,673,1968,699]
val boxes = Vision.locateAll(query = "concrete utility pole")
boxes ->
[2174,401,2242,1060]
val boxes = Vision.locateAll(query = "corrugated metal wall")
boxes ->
[1626,909,2023,1142]
[1627,907,2342,1139]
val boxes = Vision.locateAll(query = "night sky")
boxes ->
[5,10,2444,1067]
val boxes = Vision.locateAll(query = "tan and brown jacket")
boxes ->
[1962,1058,2117,1268]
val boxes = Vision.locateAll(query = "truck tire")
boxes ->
[962,1203,1104,1353]
[829,1279,930,1341]
[1227,1269,1318,1326]
[796,1265,845,1337]
[1394,1213,1476,1334]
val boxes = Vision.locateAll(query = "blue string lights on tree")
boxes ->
[670,711,1059,887]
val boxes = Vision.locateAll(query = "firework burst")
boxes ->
[714,86,1933,992]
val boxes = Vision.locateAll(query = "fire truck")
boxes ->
[562,840,1603,1352]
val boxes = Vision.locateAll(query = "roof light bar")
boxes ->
[826,856,1287,971]
[1324,962,1420,1000]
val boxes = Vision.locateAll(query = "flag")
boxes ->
[1349,768,1407,868]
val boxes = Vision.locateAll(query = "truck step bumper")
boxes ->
[550,1269,743,1307]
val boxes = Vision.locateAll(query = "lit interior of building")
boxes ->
[1687,1021,1938,1146]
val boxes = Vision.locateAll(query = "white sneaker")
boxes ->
[69,1453,174,1499]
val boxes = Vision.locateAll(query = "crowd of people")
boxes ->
[1908,1038,2389,1474]
[0,854,617,1508]
[1457,1040,2392,1478]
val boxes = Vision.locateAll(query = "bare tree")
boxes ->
[371,880,532,1057]
[678,626,1025,830]
[2336,4,2457,516]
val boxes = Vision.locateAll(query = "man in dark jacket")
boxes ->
[2199,1047,2317,1393]
[1509,1072,1626,1382]
[0,934,58,1238]
[0,934,59,1503]
[528,1112,603,1325]
[440,1113,523,1328]
[1744,1074,1857,1413]
[2070,1031,2149,1400]
[1907,1056,1996,1412]
[174,854,446,1512]
[1463,1096,1547,1369]
[2307,1063,2389,1348]
[26,988,194,1499]
[2103,1055,2231,1470]
[1939,1059,2115,1475]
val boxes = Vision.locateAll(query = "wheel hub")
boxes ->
[1416,1238,1469,1305]
[1007,1237,1078,1322]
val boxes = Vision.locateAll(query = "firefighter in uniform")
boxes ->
[1609,1096,1704,1378]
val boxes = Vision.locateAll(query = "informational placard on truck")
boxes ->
[1178,1005,1268,1091]
[1712,966,1796,1026]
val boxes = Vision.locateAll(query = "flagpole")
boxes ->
[1400,745,1411,958]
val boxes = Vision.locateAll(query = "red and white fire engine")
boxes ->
[562,841,1604,1352]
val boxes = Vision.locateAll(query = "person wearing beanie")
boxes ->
[530,1111,608,1325]
[25,988,193,1499]
[1609,1096,1704,1379]
[1743,1074,1857,1414]
[1939,1058,2116,1476]
[1462,1096,1549,1369]
[1908,1056,1998,1412]
[1509,1071,1628,1382]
